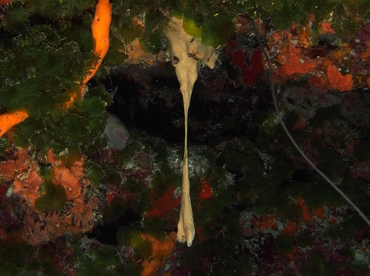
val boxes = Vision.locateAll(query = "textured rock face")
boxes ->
[104,113,130,150]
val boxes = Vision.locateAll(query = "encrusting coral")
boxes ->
[3,148,99,245]
[165,16,218,247]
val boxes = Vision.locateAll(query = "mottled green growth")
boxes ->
[152,141,168,162]
[0,242,59,275]
[275,235,295,256]
[202,14,234,48]
[237,254,254,275]
[2,3,29,32]
[296,232,315,248]
[262,113,280,135]
[102,165,122,186]
[102,35,128,68]
[76,243,128,275]
[12,119,35,148]
[352,144,370,162]
[301,251,336,276]
[143,11,167,54]
[218,148,248,171]
[276,202,302,221]
[0,24,85,117]
[254,183,277,216]
[67,25,94,53]
[103,198,127,223]
[221,115,235,131]
[332,6,359,38]
[310,107,338,127]
[120,19,142,44]
[117,227,153,259]
[291,177,342,209]
[324,213,364,240]
[151,169,181,192]
[62,114,89,141]
[27,0,96,18]
[86,160,104,187]
[39,166,55,182]
[0,137,8,157]
[58,147,82,167]
[35,181,67,212]
[87,86,113,107]
[339,247,353,258]
[116,226,133,246]
[142,217,166,238]
[347,262,370,276]
[81,97,106,118]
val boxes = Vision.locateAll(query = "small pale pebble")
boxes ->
[104,113,130,150]
[6,185,14,197]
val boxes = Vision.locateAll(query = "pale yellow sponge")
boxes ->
[165,16,218,247]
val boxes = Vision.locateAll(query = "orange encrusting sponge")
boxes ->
[0,110,29,138]
[65,0,112,108]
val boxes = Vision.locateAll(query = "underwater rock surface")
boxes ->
[1,1,370,275]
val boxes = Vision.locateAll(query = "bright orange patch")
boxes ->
[302,206,312,222]
[296,197,312,222]
[293,116,308,130]
[199,177,213,200]
[286,245,298,259]
[276,46,316,77]
[0,110,28,138]
[361,48,370,60]
[0,0,11,5]
[326,65,353,92]
[296,197,305,208]
[141,232,176,276]
[65,0,112,108]
[149,186,181,217]
[313,206,325,219]
[319,22,335,34]
[260,214,276,230]
[283,221,296,236]
[367,76,370,89]
[297,28,310,48]
[82,0,112,86]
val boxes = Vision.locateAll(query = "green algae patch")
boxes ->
[86,160,104,187]
[0,242,63,276]
[182,16,202,38]
[347,262,370,276]
[301,251,337,276]
[296,232,315,248]
[0,137,8,156]
[57,147,82,167]
[75,243,129,275]
[81,97,106,118]
[120,20,142,44]
[275,234,295,256]
[39,165,55,182]
[35,181,66,212]
[103,35,128,67]
[117,227,153,259]
[201,14,234,48]
[143,11,167,54]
